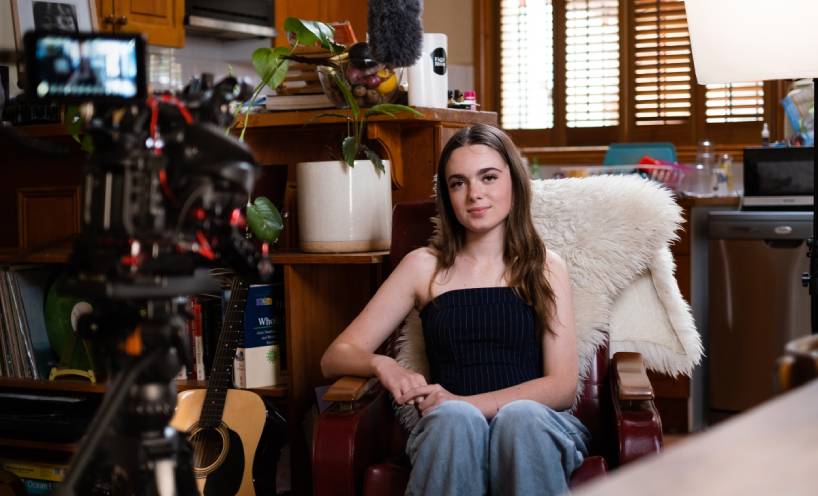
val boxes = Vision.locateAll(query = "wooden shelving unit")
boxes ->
[0,250,388,265]
[0,437,79,454]
[2,107,496,494]
[0,376,288,399]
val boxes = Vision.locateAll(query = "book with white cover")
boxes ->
[234,283,281,388]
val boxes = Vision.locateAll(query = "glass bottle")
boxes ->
[711,153,732,196]
[686,138,715,197]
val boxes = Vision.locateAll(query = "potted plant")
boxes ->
[264,20,422,253]
[226,19,347,243]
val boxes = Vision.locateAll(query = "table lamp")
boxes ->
[685,0,818,334]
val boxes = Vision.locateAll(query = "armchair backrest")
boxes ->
[387,201,438,275]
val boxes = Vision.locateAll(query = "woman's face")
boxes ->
[444,144,513,236]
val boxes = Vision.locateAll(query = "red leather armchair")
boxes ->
[313,201,663,496]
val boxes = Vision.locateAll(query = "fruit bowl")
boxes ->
[317,57,404,108]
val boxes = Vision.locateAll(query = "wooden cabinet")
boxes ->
[274,0,368,47]
[0,108,496,493]
[95,0,185,48]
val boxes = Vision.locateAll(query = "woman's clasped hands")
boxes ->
[372,355,461,416]
[397,384,463,417]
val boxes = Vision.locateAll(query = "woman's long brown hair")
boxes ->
[429,124,557,337]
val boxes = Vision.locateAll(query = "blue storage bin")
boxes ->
[603,142,677,165]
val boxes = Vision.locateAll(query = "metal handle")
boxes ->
[115,16,128,26]
[102,14,115,25]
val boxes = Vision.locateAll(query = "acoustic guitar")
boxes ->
[171,278,267,496]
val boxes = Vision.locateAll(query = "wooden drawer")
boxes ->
[17,186,81,252]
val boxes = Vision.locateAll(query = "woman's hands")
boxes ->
[397,384,463,417]
[370,355,471,417]
[371,355,428,405]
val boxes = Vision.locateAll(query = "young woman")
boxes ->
[321,124,588,495]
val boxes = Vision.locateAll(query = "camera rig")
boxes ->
[67,75,266,296]
[11,31,276,496]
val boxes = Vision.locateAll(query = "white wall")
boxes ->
[164,35,268,89]
[422,0,474,94]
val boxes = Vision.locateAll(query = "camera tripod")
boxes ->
[57,272,219,496]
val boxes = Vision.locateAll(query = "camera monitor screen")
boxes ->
[24,31,146,102]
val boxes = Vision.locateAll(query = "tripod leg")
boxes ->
[57,349,162,496]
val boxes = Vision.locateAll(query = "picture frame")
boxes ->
[10,0,99,81]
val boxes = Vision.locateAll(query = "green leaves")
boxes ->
[246,196,283,242]
[283,18,345,54]
[252,47,290,91]
[362,145,385,174]
[342,136,358,167]
[364,104,423,119]
[65,105,94,154]
[245,16,423,175]
[331,72,359,121]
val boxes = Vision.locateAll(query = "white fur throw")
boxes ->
[394,175,702,430]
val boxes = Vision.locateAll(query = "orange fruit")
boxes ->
[377,73,398,95]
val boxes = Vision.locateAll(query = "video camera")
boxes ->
[23,30,267,298]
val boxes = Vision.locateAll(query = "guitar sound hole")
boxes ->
[190,428,224,469]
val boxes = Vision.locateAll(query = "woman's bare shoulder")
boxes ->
[400,246,439,271]
[545,248,569,279]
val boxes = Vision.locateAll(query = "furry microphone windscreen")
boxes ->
[368,0,424,68]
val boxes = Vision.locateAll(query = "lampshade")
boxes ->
[684,0,818,83]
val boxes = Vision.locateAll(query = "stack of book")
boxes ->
[266,45,335,111]
[265,93,333,111]
[0,458,66,495]
[176,270,285,388]
[278,46,328,96]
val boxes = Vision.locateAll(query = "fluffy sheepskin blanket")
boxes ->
[393,175,702,430]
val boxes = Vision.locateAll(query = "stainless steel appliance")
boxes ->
[186,0,275,39]
[708,211,812,412]
[741,147,813,210]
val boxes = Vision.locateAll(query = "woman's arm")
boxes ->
[320,248,436,403]
[400,250,579,417]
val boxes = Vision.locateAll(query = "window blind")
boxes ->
[500,0,555,130]
[565,0,619,128]
[705,82,765,123]
[632,0,692,126]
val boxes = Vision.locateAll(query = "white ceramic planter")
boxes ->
[296,160,392,253]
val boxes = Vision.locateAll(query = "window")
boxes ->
[705,82,765,123]
[500,0,554,129]
[565,0,619,128]
[632,0,692,126]
[492,0,771,145]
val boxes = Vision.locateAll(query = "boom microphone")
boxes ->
[368,0,424,68]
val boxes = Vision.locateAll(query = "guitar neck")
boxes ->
[200,277,248,425]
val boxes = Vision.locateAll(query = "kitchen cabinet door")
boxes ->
[275,0,367,47]
[96,0,185,48]
[114,0,185,48]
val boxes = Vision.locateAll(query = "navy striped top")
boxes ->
[420,287,543,396]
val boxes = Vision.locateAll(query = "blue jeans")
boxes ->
[405,400,589,496]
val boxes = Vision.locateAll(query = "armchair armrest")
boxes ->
[614,352,654,401]
[323,376,378,403]
[314,377,407,496]
[777,334,818,392]
[610,352,662,466]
